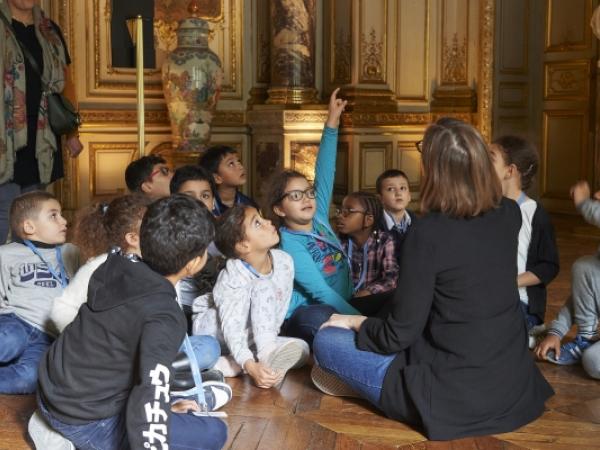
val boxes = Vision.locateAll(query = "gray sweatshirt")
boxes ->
[0,242,79,335]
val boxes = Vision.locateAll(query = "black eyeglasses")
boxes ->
[415,140,423,153]
[148,166,172,180]
[281,187,316,202]
[335,207,368,217]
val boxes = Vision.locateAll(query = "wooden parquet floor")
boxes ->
[2,214,600,450]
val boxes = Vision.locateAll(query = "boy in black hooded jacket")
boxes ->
[35,195,227,450]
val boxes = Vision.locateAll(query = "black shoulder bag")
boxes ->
[0,14,81,136]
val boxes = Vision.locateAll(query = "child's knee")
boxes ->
[203,418,228,450]
[572,255,600,280]
[582,345,600,380]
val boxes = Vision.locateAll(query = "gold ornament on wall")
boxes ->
[334,29,352,83]
[360,28,383,82]
[442,33,467,85]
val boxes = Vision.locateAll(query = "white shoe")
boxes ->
[28,410,75,450]
[311,365,359,398]
[213,356,242,377]
[261,339,309,384]
[528,324,547,349]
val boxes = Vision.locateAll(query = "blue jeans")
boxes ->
[281,304,336,348]
[313,326,396,407]
[38,395,227,450]
[0,313,53,394]
[184,335,221,370]
[519,301,542,331]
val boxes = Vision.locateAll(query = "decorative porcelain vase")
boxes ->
[162,17,223,152]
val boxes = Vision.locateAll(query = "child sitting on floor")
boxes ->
[0,191,78,394]
[336,191,399,316]
[33,195,229,450]
[490,136,559,347]
[199,145,257,216]
[375,169,416,259]
[193,205,309,388]
[266,88,359,346]
[535,180,600,373]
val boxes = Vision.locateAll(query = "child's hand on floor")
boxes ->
[244,360,282,389]
[326,87,347,129]
[171,399,201,414]
[571,180,591,207]
[535,334,561,360]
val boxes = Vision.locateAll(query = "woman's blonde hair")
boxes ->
[420,118,502,218]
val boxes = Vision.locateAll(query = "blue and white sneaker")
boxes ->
[546,335,593,365]
[203,381,233,411]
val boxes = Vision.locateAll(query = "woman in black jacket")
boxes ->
[311,118,554,441]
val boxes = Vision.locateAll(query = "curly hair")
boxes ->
[344,191,384,232]
[72,194,152,261]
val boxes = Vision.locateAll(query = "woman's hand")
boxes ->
[321,313,367,331]
[66,135,83,158]
[535,334,561,360]
[325,88,348,129]
[244,359,282,389]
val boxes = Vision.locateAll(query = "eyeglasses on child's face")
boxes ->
[335,207,368,217]
[281,187,316,202]
[148,166,172,181]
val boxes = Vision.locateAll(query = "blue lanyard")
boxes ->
[347,240,369,292]
[182,335,207,411]
[23,240,67,288]
[516,192,527,206]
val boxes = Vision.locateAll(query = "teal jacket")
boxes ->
[280,126,359,318]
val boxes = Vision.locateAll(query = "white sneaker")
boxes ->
[311,365,359,398]
[203,381,233,411]
[261,339,309,384]
[28,410,75,450]
[214,355,242,377]
[528,324,547,349]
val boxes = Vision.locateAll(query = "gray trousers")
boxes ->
[0,183,45,244]
[583,341,600,379]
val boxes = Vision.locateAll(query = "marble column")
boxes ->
[266,0,318,104]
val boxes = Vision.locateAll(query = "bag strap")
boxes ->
[0,13,50,91]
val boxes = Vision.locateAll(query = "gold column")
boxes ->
[126,15,145,156]
[266,0,318,104]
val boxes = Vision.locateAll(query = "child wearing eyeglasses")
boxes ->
[192,205,309,388]
[125,155,173,199]
[265,89,359,348]
[336,191,399,316]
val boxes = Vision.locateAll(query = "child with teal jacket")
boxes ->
[267,89,359,346]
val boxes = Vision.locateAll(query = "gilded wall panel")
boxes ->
[498,82,528,109]
[544,61,591,101]
[545,0,593,52]
[542,111,587,198]
[359,143,393,191]
[330,0,353,85]
[89,143,139,197]
[440,0,469,86]
[397,142,422,191]
[396,0,429,102]
[358,0,387,84]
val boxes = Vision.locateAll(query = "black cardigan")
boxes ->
[525,203,559,322]
[357,198,554,440]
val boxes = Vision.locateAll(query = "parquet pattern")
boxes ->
[2,214,600,449]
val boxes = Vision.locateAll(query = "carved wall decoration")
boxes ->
[478,0,495,141]
[334,30,352,84]
[291,142,319,181]
[442,33,468,85]
[545,0,593,52]
[360,28,384,83]
[544,60,590,100]
[253,142,282,200]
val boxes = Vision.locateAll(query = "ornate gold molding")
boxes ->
[360,28,384,83]
[334,29,352,84]
[343,112,430,128]
[79,109,245,127]
[478,0,494,141]
[442,33,468,85]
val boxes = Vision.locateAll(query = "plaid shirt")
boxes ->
[341,231,399,295]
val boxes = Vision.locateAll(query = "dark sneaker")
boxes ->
[311,365,359,398]
[547,335,593,365]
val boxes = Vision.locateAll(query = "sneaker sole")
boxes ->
[28,411,75,450]
[266,341,309,380]
[203,381,233,411]
[311,365,360,398]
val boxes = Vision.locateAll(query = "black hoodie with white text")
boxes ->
[38,252,187,449]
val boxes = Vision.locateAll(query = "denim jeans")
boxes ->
[281,304,336,348]
[0,313,53,394]
[312,326,396,407]
[184,335,221,370]
[38,395,227,450]
[519,301,542,331]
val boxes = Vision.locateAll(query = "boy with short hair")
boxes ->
[125,155,173,199]
[0,191,78,394]
[34,195,228,450]
[170,165,217,211]
[193,205,309,389]
[375,169,416,258]
[535,180,600,374]
[198,145,257,216]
